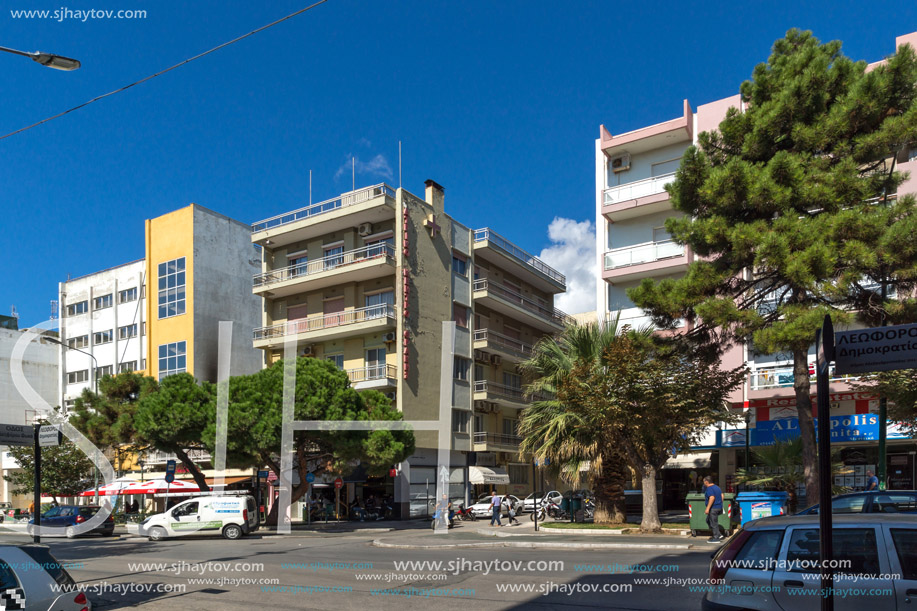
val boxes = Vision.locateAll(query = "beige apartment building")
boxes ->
[251,180,569,516]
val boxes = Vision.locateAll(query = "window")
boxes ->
[94,330,113,345]
[733,530,784,570]
[20,545,75,588]
[0,561,20,591]
[508,464,529,484]
[67,370,88,384]
[66,301,88,316]
[890,529,917,580]
[503,372,522,390]
[474,364,484,381]
[119,361,137,373]
[452,253,467,277]
[158,341,187,380]
[869,493,917,513]
[785,528,880,576]
[453,303,469,329]
[474,413,484,433]
[502,418,518,437]
[653,226,672,243]
[366,348,386,377]
[503,323,521,340]
[453,356,470,381]
[141,322,146,336]
[67,335,89,349]
[831,495,868,513]
[118,287,138,304]
[289,254,309,277]
[157,257,186,319]
[93,294,113,310]
[95,365,113,380]
[326,354,344,370]
[365,233,394,258]
[651,158,681,176]
[323,243,344,270]
[365,291,394,317]
[452,410,470,433]
[118,324,138,340]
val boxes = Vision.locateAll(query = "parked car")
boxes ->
[137,495,258,541]
[522,491,563,513]
[703,514,917,610]
[468,495,523,518]
[796,490,917,515]
[27,505,114,538]
[0,544,90,610]
[408,493,437,517]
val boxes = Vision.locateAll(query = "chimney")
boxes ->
[424,179,445,215]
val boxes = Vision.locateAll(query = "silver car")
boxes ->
[704,514,917,610]
[0,545,90,610]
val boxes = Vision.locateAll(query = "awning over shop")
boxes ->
[664,452,712,470]
[469,466,510,485]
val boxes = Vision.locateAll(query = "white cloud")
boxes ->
[538,217,596,315]
[334,154,394,182]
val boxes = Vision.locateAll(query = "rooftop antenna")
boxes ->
[10,305,19,319]
[309,169,312,206]
[352,157,355,192]
[50,300,58,320]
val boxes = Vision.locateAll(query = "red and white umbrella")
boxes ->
[78,479,136,497]
[120,479,200,495]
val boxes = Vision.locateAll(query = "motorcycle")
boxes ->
[453,503,475,522]
[430,508,454,529]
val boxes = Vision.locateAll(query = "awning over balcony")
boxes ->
[663,451,711,470]
[469,466,510,485]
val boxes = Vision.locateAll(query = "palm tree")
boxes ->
[519,317,632,524]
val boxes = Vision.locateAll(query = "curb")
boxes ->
[371,538,695,551]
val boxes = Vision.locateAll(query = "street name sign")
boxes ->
[0,424,34,446]
[834,322,917,374]
[38,426,62,447]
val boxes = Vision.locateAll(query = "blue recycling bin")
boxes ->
[736,491,788,526]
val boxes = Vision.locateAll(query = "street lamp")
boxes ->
[44,336,99,394]
[0,45,80,70]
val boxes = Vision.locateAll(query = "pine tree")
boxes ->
[631,29,917,506]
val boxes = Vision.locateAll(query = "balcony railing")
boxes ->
[473,432,522,447]
[252,184,396,233]
[474,380,549,403]
[604,240,684,270]
[749,365,860,390]
[253,243,395,288]
[253,304,396,341]
[345,363,397,384]
[473,329,533,358]
[472,278,571,326]
[603,172,675,205]
[473,228,565,285]
[145,449,211,464]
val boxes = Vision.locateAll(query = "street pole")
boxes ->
[878,283,888,490]
[532,459,538,532]
[744,411,751,473]
[32,425,41,543]
[816,317,835,611]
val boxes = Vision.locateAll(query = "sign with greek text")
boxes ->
[834,323,917,374]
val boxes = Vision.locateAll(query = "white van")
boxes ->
[138,495,258,541]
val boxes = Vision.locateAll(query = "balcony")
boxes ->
[473,228,565,293]
[253,244,396,298]
[602,240,690,284]
[472,278,571,332]
[473,432,522,452]
[749,365,859,391]
[474,380,529,408]
[602,173,676,222]
[473,329,533,363]
[251,184,396,248]
[253,304,396,349]
[345,363,397,390]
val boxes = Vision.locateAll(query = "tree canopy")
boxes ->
[4,436,94,501]
[631,29,917,505]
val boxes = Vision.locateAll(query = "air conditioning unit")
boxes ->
[301,345,313,356]
[358,222,373,236]
[610,152,631,173]
[490,354,502,366]
[474,400,488,411]
[386,391,396,400]
[383,332,396,343]
[474,350,489,362]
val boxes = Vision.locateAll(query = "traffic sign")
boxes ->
[0,424,34,446]
[305,472,315,483]
[333,477,343,489]
[38,425,62,447]
[259,470,270,479]
[165,460,176,483]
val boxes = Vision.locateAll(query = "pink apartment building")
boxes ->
[595,31,917,507]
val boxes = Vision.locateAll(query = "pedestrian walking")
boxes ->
[504,498,518,525]
[703,476,724,543]
[489,490,503,526]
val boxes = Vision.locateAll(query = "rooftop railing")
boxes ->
[749,365,860,390]
[253,303,396,341]
[253,243,395,288]
[473,228,565,285]
[472,278,571,326]
[252,184,396,233]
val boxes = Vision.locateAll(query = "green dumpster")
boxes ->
[686,492,735,537]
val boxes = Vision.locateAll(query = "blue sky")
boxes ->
[3,0,915,324]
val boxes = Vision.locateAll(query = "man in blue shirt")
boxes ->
[866,470,879,491]
[703,476,724,543]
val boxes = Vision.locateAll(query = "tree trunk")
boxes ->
[593,454,627,524]
[793,349,819,508]
[173,447,211,493]
[638,464,662,533]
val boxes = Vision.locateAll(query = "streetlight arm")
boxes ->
[44,335,99,391]
[0,45,80,70]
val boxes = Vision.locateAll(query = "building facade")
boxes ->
[595,31,917,504]
[251,180,569,515]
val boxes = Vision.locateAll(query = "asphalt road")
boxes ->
[0,527,715,610]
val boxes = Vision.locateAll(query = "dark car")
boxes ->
[28,505,115,538]
[796,490,917,515]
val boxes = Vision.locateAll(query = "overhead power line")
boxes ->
[0,0,330,141]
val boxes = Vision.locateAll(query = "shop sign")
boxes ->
[755,414,911,445]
